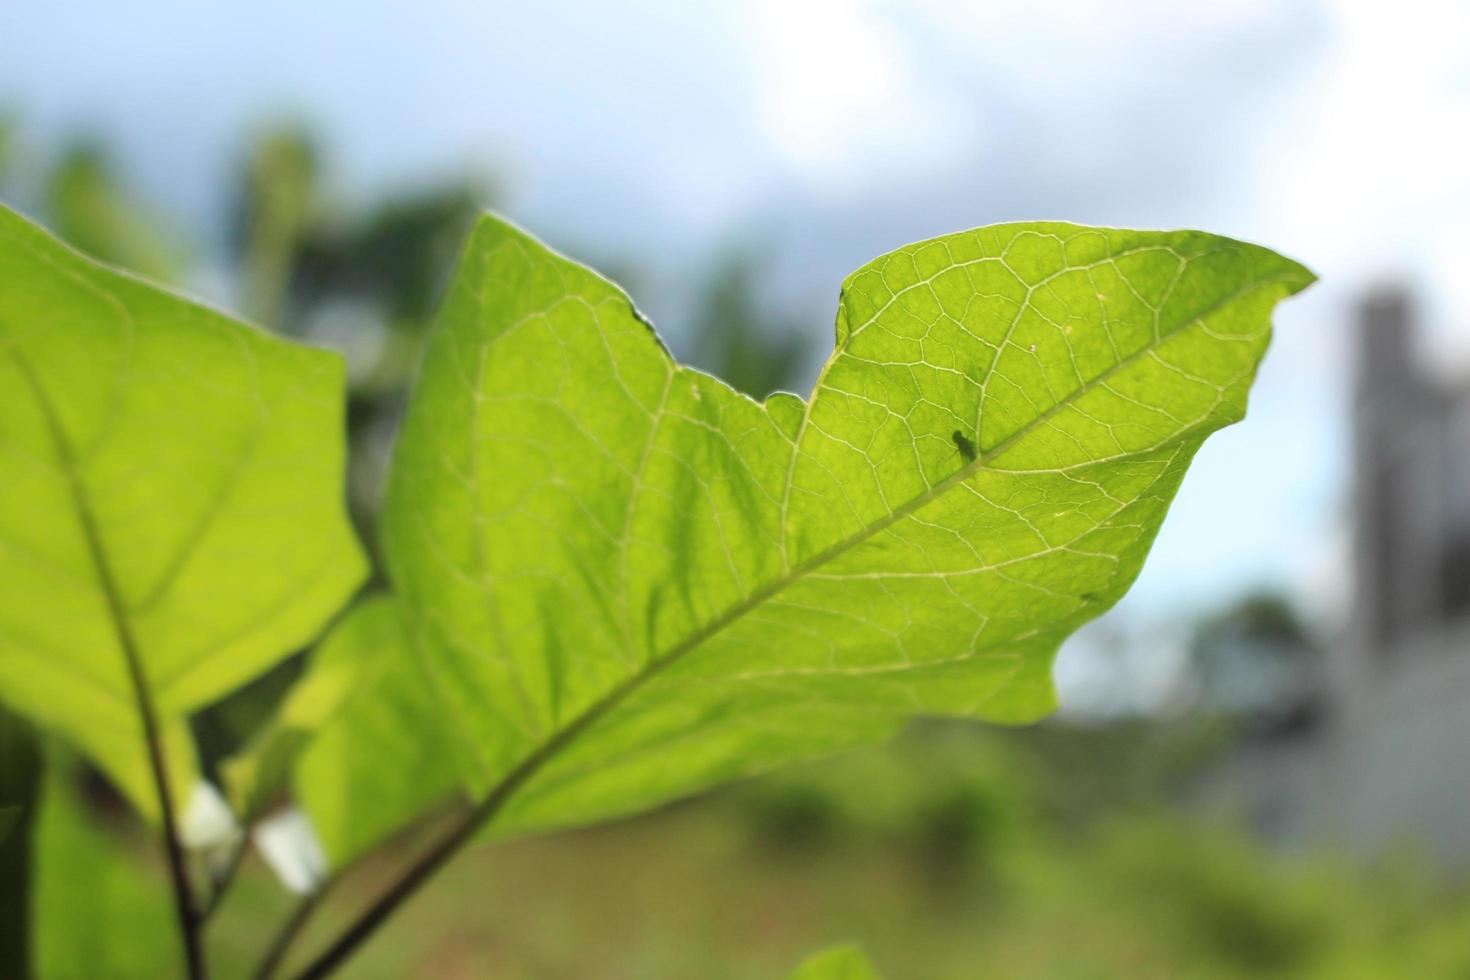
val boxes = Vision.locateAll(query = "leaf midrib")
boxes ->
[10,353,169,765]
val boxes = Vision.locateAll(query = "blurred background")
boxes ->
[3,1,1470,977]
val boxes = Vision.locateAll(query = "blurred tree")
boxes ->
[225,127,495,540]
[231,127,320,328]
[1188,591,1324,735]
[0,114,14,183]
[45,142,182,281]
[293,184,481,324]
[300,184,487,529]
[687,246,815,400]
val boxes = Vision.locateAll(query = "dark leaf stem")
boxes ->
[201,837,249,924]
[253,885,331,980]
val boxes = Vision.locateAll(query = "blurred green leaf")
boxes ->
[376,215,1311,840]
[46,144,183,281]
[0,203,366,819]
[233,128,320,328]
[223,596,461,867]
[787,945,884,980]
[688,247,814,399]
[31,751,177,979]
[220,606,379,822]
[292,596,462,866]
[0,116,15,184]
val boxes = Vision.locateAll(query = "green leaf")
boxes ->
[786,945,884,980]
[381,215,1311,838]
[46,145,184,282]
[0,203,365,818]
[32,750,178,980]
[291,596,462,866]
[221,598,395,823]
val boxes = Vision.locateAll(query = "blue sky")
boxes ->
[3,0,1468,643]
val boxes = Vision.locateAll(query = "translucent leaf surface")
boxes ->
[291,597,462,866]
[0,204,365,816]
[380,215,1312,838]
[221,597,399,823]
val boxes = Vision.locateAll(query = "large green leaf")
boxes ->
[379,215,1311,838]
[0,203,365,817]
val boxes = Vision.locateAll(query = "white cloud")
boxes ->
[739,0,973,193]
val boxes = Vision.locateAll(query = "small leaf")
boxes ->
[290,597,463,866]
[46,146,184,282]
[378,215,1311,839]
[221,597,401,822]
[787,945,884,980]
[0,203,366,818]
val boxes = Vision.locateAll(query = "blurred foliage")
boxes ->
[30,751,175,980]
[686,246,815,400]
[45,143,183,281]
[291,183,481,326]
[171,722,1470,979]
[232,128,320,327]
[1189,591,1325,736]
[0,115,14,180]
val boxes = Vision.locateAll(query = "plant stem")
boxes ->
[202,837,249,923]
[253,886,330,980]
[253,799,463,979]
[284,778,513,979]
[274,346,1053,976]
[18,358,207,980]
[117,620,208,980]
[283,650,688,980]
[281,338,1069,976]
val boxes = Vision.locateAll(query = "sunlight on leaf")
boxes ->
[291,596,462,865]
[369,214,1312,840]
